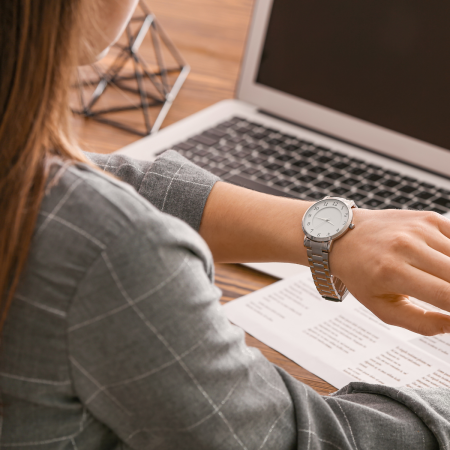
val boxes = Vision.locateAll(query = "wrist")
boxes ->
[329,207,366,279]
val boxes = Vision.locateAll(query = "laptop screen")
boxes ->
[256,0,450,151]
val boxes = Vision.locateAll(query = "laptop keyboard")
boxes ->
[157,116,450,213]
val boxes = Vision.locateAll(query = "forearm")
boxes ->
[199,181,312,265]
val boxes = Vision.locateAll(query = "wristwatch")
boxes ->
[302,196,357,302]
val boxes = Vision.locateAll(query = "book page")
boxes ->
[223,272,450,389]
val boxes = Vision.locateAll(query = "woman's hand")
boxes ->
[200,182,450,336]
[330,209,450,336]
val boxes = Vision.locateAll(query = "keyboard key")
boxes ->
[226,161,244,170]
[367,173,383,182]
[308,191,326,200]
[430,206,447,214]
[191,134,219,146]
[249,131,269,140]
[438,188,450,196]
[300,150,316,158]
[259,147,277,156]
[350,167,366,176]
[282,169,300,177]
[359,184,377,192]
[409,201,428,210]
[365,198,383,208]
[350,157,364,164]
[292,186,310,194]
[274,179,292,188]
[204,128,228,138]
[383,179,401,188]
[392,195,410,205]
[367,164,382,171]
[434,197,450,209]
[232,149,252,159]
[264,127,279,134]
[416,191,435,200]
[324,172,344,181]
[420,182,435,189]
[299,175,315,183]
[210,155,227,163]
[399,185,416,194]
[244,143,263,150]
[265,162,283,171]
[341,177,360,186]
[249,156,266,165]
[292,160,311,168]
[216,120,235,129]
[174,142,195,151]
[275,154,294,162]
[331,186,350,195]
[333,161,350,170]
[315,180,333,189]
[282,143,300,151]
[242,167,259,175]
[267,138,283,145]
[402,176,417,184]
[374,190,394,199]
[215,144,233,153]
[191,148,210,157]
[234,126,253,135]
[210,167,228,177]
[317,155,333,164]
[193,160,209,168]
[351,192,367,202]
[227,136,246,144]
[258,173,277,182]
[308,166,327,174]
[385,170,400,177]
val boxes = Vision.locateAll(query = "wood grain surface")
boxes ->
[73,0,336,396]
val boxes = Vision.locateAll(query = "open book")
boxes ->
[224,271,450,389]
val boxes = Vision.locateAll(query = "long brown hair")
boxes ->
[0,1,91,328]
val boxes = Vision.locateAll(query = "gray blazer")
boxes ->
[1,150,449,449]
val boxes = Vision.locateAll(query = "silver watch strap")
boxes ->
[304,238,348,302]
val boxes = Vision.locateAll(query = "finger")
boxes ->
[428,211,450,240]
[365,295,450,336]
[410,244,450,285]
[387,265,450,313]
[423,229,450,259]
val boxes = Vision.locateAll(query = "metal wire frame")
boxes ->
[73,1,190,137]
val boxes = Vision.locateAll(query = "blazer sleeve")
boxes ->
[84,150,220,231]
[67,204,446,450]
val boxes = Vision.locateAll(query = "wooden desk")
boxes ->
[73,0,335,396]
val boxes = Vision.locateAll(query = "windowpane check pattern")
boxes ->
[0,151,447,449]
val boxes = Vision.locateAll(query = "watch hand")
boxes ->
[317,217,335,227]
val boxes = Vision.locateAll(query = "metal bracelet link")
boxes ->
[304,238,348,302]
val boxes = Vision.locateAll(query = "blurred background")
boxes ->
[72,0,254,154]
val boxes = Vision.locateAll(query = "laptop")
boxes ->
[117,0,450,280]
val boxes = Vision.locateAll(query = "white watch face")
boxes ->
[303,198,352,241]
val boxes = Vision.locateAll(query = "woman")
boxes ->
[1,0,450,448]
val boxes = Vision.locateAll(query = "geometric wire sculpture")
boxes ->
[72,0,190,136]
